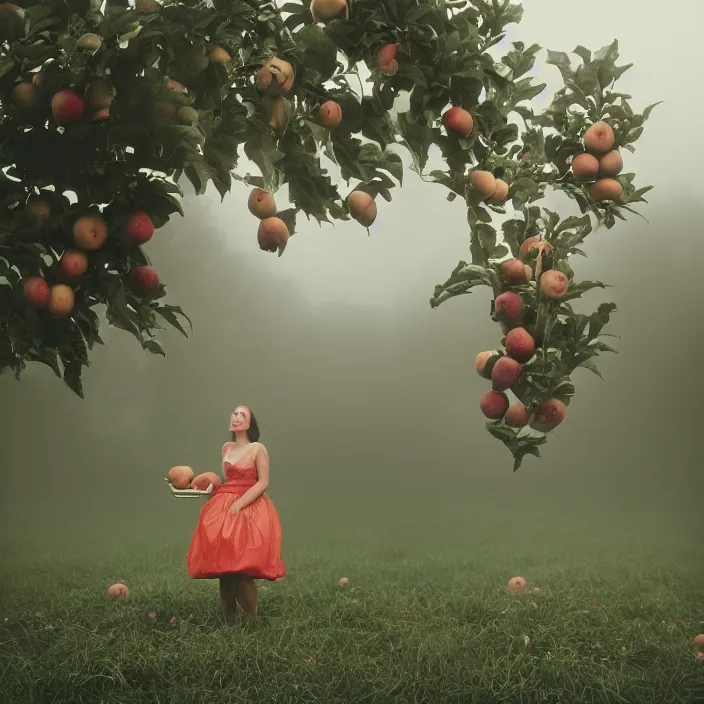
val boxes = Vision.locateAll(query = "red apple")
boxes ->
[59,250,89,279]
[377,43,399,76]
[23,276,51,309]
[51,89,86,125]
[129,266,160,294]
[124,211,154,245]
[442,107,474,138]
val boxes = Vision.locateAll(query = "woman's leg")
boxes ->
[233,574,258,618]
[218,574,239,626]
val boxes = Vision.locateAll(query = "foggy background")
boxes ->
[1,0,702,565]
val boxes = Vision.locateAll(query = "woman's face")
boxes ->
[230,406,251,434]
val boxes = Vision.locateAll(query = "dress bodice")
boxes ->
[223,462,258,484]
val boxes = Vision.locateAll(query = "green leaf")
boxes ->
[244,131,285,193]
[511,177,542,210]
[587,302,617,340]
[381,151,404,186]
[469,221,498,268]
[204,133,242,199]
[56,325,89,399]
[554,214,592,235]
[430,261,494,309]
[485,423,548,472]
[62,361,84,398]
[593,39,632,87]
[572,45,591,64]
[397,111,435,174]
[100,9,139,38]
[589,339,619,354]
[0,56,17,79]
[642,101,662,120]
[552,379,576,405]
[183,156,213,196]
[74,308,103,350]
[578,358,603,380]
[154,304,192,338]
[545,50,573,82]
[502,42,542,80]
[102,280,141,337]
[560,279,609,302]
[556,258,574,280]
[143,339,166,356]
[295,24,339,82]
[27,346,61,378]
[276,208,297,237]
[509,78,547,107]
[492,123,519,148]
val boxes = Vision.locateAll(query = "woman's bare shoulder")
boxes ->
[221,441,235,457]
[254,442,269,457]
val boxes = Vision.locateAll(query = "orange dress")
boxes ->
[186,461,286,581]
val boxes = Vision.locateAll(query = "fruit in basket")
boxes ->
[168,465,194,489]
[191,472,222,491]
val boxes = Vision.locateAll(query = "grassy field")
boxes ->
[1,523,702,704]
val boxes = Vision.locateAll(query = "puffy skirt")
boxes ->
[186,484,286,581]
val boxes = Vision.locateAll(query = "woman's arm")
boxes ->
[205,443,232,500]
[231,444,270,512]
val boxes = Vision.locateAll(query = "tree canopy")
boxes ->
[0,0,658,468]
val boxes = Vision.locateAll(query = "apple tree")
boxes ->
[0,0,657,469]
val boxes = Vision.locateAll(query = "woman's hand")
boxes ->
[230,500,243,515]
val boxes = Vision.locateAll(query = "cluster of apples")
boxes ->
[8,45,170,317]
[475,238,569,433]
[12,29,229,130]
[310,2,401,81]
[149,45,232,126]
[256,55,343,137]
[247,188,290,255]
[571,121,624,202]
[151,77,199,126]
[22,201,160,318]
[249,52,376,252]
[255,56,297,134]
[440,110,510,205]
[11,63,118,125]
[168,465,222,491]
[249,183,378,255]
[250,6,403,250]
[249,57,324,252]
[148,42,231,126]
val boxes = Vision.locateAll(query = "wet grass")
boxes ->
[0,535,702,703]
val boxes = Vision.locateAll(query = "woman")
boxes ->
[186,406,286,626]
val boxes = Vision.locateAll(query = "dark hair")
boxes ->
[231,406,260,443]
